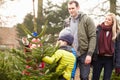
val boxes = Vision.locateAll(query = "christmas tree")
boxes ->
[9,20,66,80]
[0,0,66,79]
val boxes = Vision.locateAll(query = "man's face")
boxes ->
[68,3,79,17]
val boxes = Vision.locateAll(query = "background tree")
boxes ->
[110,0,116,14]
[88,0,120,25]
[16,0,69,46]
[37,0,43,23]
[43,0,69,43]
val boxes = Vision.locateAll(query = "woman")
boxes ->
[92,13,119,80]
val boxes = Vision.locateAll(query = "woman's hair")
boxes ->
[106,13,120,41]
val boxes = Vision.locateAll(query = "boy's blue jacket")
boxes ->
[71,48,77,78]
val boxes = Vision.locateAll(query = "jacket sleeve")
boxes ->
[86,16,96,56]
[42,50,63,64]
[42,56,55,64]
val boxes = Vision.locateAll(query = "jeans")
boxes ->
[77,53,90,80]
[92,55,113,80]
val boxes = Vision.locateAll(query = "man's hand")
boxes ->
[85,55,91,64]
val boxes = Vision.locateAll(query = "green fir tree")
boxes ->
[9,21,66,80]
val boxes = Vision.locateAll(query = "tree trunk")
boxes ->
[109,0,116,14]
[37,0,43,22]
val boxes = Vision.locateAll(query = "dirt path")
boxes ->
[74,67,80,80]
[74,67,92,80]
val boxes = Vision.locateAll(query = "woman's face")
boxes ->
[104,15,113,26]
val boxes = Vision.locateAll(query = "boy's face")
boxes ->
[56,40,67,47]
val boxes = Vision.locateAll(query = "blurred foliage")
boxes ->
[0,50,23,80]
[111,70,120,80]
[0,42,66,80]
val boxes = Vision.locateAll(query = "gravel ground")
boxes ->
[74,67,92,80]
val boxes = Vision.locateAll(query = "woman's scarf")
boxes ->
[98,23,114,55]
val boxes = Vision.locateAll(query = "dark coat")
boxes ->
[92,25,101,62]
[115,32,120,68]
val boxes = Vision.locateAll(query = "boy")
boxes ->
[42,33,76,80]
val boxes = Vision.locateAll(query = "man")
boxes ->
[64,0,96,80]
